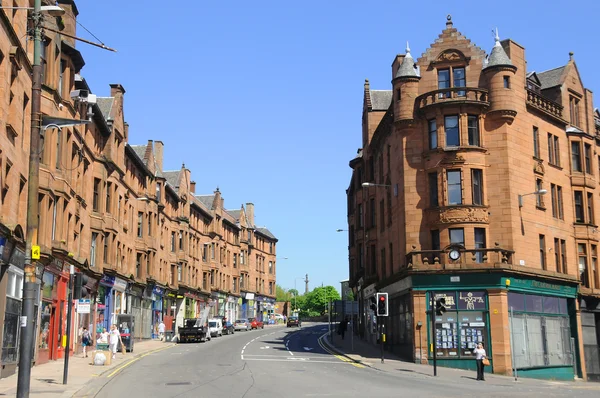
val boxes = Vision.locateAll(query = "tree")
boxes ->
[276,285,292,302]
[302,286,340,316]
[288,288,299,297]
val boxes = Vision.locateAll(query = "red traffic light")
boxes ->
[379,296,385,301]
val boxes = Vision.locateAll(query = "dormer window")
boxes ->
[438,67,466,98]
[569,96,580,127]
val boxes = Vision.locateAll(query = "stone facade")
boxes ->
[0,0,277,378]
[347,16,600,381]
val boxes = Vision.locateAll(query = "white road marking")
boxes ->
[303,347,313,351]
[243,358,348,364]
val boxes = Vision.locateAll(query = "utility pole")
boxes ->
[430,290,437,376]
[63,265,74,384]
[17,1,43,396]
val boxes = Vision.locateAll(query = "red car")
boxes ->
[248,317,264,329]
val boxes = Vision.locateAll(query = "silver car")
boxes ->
[234,319,250,331]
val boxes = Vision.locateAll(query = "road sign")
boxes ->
[32,245,41,260]
[77,299,91,314]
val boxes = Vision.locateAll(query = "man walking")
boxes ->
[158,320,166,341]
[109,324,122,359]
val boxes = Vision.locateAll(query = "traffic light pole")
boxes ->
[63,265,74,384]
[431,290,437,376]
[380,318,384,364]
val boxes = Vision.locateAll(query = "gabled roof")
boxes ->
[130,145,146,163]
[526,72,542,86]
[162,171,180,190]
[196,195,215,210]
[369,90,392,111]
[227,209,242,221]
[190,195,213,219]
[96,97,114,121]
[255,227,277,241]
[537,66,566,90]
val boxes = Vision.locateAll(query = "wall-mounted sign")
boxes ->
[77,299,91,314]
[457,291,487,310]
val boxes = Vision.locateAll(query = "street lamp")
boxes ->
[518,189,547,208]
[362,182,392,188]
[1,5,66,16]
[336,229,348,232]
[293,277,304,312]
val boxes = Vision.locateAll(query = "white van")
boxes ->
[208,318,223,337]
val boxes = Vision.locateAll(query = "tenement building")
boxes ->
[0,0,277,378]
[346,16,600,381]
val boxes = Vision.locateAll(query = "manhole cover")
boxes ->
[165,382,192,386]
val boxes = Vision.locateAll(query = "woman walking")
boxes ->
[472,343,487,381]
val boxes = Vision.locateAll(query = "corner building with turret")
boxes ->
[346,17,600,381]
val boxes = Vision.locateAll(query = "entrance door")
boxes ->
[47,304,58,360]
[582,312,600,381]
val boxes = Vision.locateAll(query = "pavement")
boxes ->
[321,328,600,393]
[0,339,175,397]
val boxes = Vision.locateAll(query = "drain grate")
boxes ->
[165,382,192,386]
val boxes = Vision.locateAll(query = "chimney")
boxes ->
[246,203,255,227]
[110,83,126,97]
[144,140,153,161]
[154,141,164,172]
[123,122,129,141]
[57,1,79,47]
[190,181,196,194]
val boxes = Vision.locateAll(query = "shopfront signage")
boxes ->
[457,291,486,310]
[152,286,165,296]
[505,277,577,297]
[244,293,255,300]
[432,292,456,310]
[77,299,91,314]
[100,275,115,286]
[113,277,128,291]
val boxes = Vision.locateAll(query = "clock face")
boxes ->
[449,250,460,261]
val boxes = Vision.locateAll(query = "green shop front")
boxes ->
[413,272,580,380]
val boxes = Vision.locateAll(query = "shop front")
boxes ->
[127,284,144,340]
[0,244,26,378]
[226,295,238,321]
[37,258,69,363]
[412,273,580,380]
[362,283,377,344]
[151,286,164,339]
[97,275,128,331]
[163,289,177,334]
[580,296,600,381]
[241,292,255,319]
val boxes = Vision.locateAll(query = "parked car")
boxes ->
[234,319,251,331]
[287,316,301,328]
[208,318,224,337]
[223,321,235,335]
[274,313,285,321]
[248,317,264,329]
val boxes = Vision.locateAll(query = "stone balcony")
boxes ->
[526,88,566,124]
[416,87,489,113]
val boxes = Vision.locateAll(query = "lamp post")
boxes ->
[361,182,392,188]
[518,189,547,208]
[16,2,65,396]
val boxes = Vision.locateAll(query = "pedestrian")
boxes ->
[158,320,166,341]
[97,327,109,344]
[109,324,123,359]
[472,342,487,381]
[81,327,91,358]
[338,318,348,340]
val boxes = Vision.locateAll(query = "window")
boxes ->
[550,184,564,219]
[444,115,460,147]
[93,178,101,212]
[453,67,466,96]
[570,96,580,126]
[592,245,599,289]
[585,143,592,174]
[369,198,376,228]
[579,243,588,287]
[381,247,387,279]
[560,240,567,274]
[449,228,464,246]
[428,172,438,207]
[503,76,510,89]
[105,182,112,214]
[179,231,183,250]
[438,67,466,97]
[103,233,109,263]
[268,261,272,274]
[574,191,584,223]
[587,192,594,224]
[396,88,401,101]
[533,127,540,158]
[171,232,176,252]
[156,184,161,202]
[136,253,142,278]
[467,116,479,146]
[557,186,564,219]
[40,38,48,84]
[58,59,66,97]
[431,230,440,250]
[51,199,57,241]
[428,119,437,149]
[447,170,462,205]
[474,228,486,263]
[358,203,363,228]
[438,69,451,97]
[554,238,560,273]
[535,179,544,207]
[379,199,385,232]
[90,232,98,267]
[547,134,560,166]
[137,212,143,238]
[147,213,152,237]
[571,141,582,172]
[471,169,483,205]
[547,133,553,164]
[233,253,237,268]
[539,235,546,270]
[178,264,182,282]
[55,129,62,169]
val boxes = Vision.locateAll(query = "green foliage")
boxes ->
[276,285,292,302]
[300,286,340,317]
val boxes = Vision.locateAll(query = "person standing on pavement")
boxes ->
[158,320,166,341]
[472,342,487,381]
[109,324,123,359]
[338,318,348,340]
[81,327,91,358]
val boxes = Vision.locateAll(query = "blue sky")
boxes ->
[76,1,599,294]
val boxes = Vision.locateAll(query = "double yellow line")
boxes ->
[107,344,175,378]
[318,334,364,368]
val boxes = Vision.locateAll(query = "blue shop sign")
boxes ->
[153,286,164,296]
[100,275,115,286]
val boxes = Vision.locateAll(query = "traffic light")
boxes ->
[73,272,89,299]
[376,292,388,316]
[369,296,377,312]
[435,297,447,316]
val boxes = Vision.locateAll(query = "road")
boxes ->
[84,323,600,398]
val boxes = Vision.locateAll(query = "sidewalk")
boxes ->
[322,332,600,390]
[0,339,174,397]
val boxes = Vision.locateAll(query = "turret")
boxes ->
[393,42,421,125]
[483,29,518,123]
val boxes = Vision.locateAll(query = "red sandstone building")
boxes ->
[0,0,277,378]
[346,17,600,381]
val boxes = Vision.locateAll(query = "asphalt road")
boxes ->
[87,323,600,398]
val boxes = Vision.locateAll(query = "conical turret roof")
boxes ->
[395,42,420,79]
[483,28,514,70]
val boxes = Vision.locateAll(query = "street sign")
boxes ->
[32,245,41,260]
[77,299,91,314]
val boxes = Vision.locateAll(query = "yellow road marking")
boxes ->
[318,334,364,368]
[107,344,175,378]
